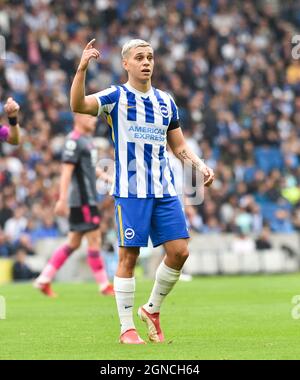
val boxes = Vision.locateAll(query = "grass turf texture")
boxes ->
[0,274,300,360]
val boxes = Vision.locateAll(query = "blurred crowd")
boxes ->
[1,0,300,260]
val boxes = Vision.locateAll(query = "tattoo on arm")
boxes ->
[178,149,202,171]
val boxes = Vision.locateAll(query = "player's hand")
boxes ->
[78,39,100,71]
[54,200,69,217]
[201,164,215,187]
[4,97,20,117]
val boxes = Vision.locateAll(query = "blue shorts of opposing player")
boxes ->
[115,196,190,247]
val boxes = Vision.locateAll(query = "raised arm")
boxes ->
[167,128,214,187]
[70,39,100,116]
[4,97,21,145]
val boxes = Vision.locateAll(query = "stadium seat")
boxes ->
[254,147,284,173]
[284,256,299,273]
[259,202,279,223]
[218,252,240,274]
[244,166,257,183]
[260,250,285,273]
[239,252,261,274]
[199,252,219,275]
[184,251,219,275]
[182,253,198,275]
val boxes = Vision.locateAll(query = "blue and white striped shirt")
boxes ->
[93,82,179,198]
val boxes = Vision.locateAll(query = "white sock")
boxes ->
[144,261,181,314]
[114,276,136,334]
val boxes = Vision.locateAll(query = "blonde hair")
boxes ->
[121,39,151,58]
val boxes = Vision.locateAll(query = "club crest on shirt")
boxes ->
[66,140,77,150]
[125,228,135,240]
[159,104,169,118]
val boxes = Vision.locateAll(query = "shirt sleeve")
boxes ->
[0,125,9,142]
[92,85,120,116]
[61,138,81,164]
[167,95,180,132]
[168,120,180,131]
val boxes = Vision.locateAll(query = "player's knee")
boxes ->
[180,248,189,262]
[119,253,138,271]
[68,238,81,251]
[173,247,189,264]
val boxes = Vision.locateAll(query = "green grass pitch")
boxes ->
[1,274,300,360]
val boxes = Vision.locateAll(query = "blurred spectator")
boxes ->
[270,209,294,233]
[235,206,253,235]
[4,206,28,243]
[255,226,273,250]
[0,196,14,228]
[185,205,203,233]
[202,216,222,233]
[29,212,61,243]
[292,207,300,231]
[15,234,37,256]
[12,247,39,282]
[232,228,256,255]
[0,228,13,257]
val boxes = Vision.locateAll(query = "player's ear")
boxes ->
[122,58,128,72]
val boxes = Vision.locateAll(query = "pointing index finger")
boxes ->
[85,38,96,49]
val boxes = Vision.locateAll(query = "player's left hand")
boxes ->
[4,97,20,117]
[202,165,214,187]
[54,200,69,217]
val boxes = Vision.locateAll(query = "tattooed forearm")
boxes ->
[175,146,214,187]
[177,149,203,170]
